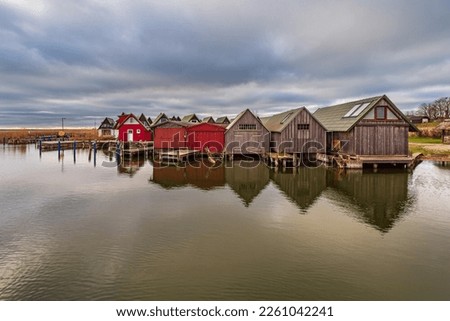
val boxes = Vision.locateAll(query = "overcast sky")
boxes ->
[1,0,450,127]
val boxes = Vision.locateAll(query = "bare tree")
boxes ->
[416,97,450,120]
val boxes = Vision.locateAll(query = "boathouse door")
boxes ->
[127,129,133,142]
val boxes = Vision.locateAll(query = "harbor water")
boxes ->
[0,145,449,300]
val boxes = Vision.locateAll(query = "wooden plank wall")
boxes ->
[278,109,326,153]
[225,110,269,154]
[332,125,409,156]
[353,125,409,155]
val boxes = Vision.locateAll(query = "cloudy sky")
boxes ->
[1,0,450,127]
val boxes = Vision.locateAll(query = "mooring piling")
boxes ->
[93,141,97,167]
[57,140,61,159]
[116,141,121,165]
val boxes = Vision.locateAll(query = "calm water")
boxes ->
[1,145,450,300]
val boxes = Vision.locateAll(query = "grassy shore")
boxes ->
[408,136,442,144]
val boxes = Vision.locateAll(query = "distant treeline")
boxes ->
[408,97,450,120]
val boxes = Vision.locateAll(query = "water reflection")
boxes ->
[325,169,414,232]
[270,167,327,212]
[147,161,414,231]
[117,157,146,176]
[225,161,270,206]
[151,161,225,190]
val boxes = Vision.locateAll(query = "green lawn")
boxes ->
[408,136,442,144]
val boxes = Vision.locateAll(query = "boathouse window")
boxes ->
[375,106,387,120]
[297,124,310,130]
[238,124,257,130]
[137,129,141,134]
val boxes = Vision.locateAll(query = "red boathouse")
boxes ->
[153,121,225,152]
[187,123,225,153]
[115,113,152,142]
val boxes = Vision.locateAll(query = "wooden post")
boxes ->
[39,140,42,157]
[93,141,97,167]
[116,141,121,165]
[57,140,61,159]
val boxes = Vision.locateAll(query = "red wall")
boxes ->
[187,123,225,152]
[118,123,152,142]
[153,127,188,149]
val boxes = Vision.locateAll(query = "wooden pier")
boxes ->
[111,141,153,158]
[40,140,93,151]
[155,149,200,163]
[316,153,420,169]
[267,152,298,168]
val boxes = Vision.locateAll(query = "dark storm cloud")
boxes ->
[1,0,450,127]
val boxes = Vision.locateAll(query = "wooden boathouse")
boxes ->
[187,123,226,153]
[152,121,190,150]
[313,95,419,168]
[261,107,326,167]
[97,117,116,137]
[152,121,226,162]
[115,113,153,142]
[225,109,269,158]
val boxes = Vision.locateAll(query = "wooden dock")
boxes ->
[267,152,298,168]
[111,141,153,158]
[155,149,200,163]
[317,153,420,169]
[40,140,93,151]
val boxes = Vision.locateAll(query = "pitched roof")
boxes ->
[181,114,200,122]
[313,96,381,132]
[260,107,325,133]
[139,113,151,128]
[313,95,418,132]
[203,116,215,123]
[226,109,267,132]
[153,112,169,124]
[114,113,150,131]
[150,120,195,129]
[98,117,115,129]
[216,116,230,124]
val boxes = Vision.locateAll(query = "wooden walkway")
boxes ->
[155,149,200,162]
[112,142,153,158]
[317,153,419,169]
[267,152,299,167]
[40,140,93,151]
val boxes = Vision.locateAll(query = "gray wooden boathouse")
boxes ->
[261,107,326,162]
[225,109,269,158]
[313,95,419,168]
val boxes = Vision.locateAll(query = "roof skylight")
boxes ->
[343,102,371,118]
[343,104,361,117]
